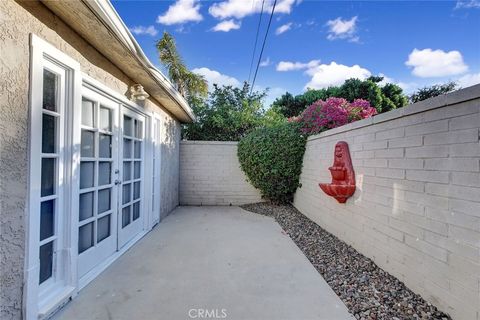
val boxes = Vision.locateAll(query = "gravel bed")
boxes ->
[240,202,451,320]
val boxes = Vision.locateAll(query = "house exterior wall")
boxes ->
[0,1,180,318]
[160,118,181,219]
[179,141,262,205]
[293,86,480,320]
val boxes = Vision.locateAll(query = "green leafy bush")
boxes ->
[238,123,306,203]
[183,82,285,141]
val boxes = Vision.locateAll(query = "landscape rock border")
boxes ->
[241,203,451,320]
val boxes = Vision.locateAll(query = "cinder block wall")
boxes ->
[293,85,480,320]
[179,141,262,205]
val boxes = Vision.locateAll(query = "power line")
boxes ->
[250,0,277,94]
[247,0,265,84]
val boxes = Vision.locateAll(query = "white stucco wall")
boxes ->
[179,141,262,205]
[0,1,181,318]
[293,85,480,320]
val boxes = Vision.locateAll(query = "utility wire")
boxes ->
[247,0,265,84]
[250,0,277,95]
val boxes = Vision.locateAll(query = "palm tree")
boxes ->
[156,32,208,99]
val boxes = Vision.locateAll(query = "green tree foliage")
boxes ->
[156,32,208,100]
[183,82,285,141]
[381,83,409,112]
[409,81,458,103]
[339,78,384,112]
[237,123,306,203]
[271,92,305,118]
[272,76,408,117]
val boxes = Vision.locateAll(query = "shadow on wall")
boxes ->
[160,115,180,219]
[16,0,134,92]
[295,88,480,319]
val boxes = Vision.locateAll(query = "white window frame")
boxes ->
[25,34,81,320]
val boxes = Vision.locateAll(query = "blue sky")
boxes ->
[112,0,480,105]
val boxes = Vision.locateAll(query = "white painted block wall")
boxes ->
[179,141,262,205]
[293,85,480,320]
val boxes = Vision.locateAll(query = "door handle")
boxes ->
[114,180,121,185]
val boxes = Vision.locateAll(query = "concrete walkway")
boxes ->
[54,206,353,320]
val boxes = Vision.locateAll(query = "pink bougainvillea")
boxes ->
[297,97,377,135]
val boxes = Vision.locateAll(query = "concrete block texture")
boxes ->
[294,90,480,320]
[179,141,262,205]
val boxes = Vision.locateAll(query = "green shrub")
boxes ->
[237,123,306,204]
[183,82,285,141]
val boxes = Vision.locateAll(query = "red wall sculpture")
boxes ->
[319,141,356,203]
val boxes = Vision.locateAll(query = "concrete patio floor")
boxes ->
[54,206,353,320]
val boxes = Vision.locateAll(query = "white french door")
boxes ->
[118,107,145,248]
[77,88,119,278]
[77,89,146,278]
[27,35,155,319]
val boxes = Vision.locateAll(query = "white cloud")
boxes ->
[305,62,371,89]
[129,25,158,36]
[192,67,240,90]
[209,0,297,20]
[211,19,241,32]
[276,22,292,35]
[457,72,480,88]
[455,0,480,9]
[275,0,298,14]
[157,0,203,25]
[326,16,359,42]
[405,48,468,78]
[260,57,272,67]
[276,60,320,71]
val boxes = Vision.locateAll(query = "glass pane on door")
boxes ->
[82,99,95,127]
[79,192,94,221]
[97,215,111,243]
[81,130,95,157]
[99,106,111,131]
[78,222,94,253]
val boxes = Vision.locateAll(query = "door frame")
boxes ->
[24,34,159,320]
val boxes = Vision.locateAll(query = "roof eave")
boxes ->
[42,0,195,123]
